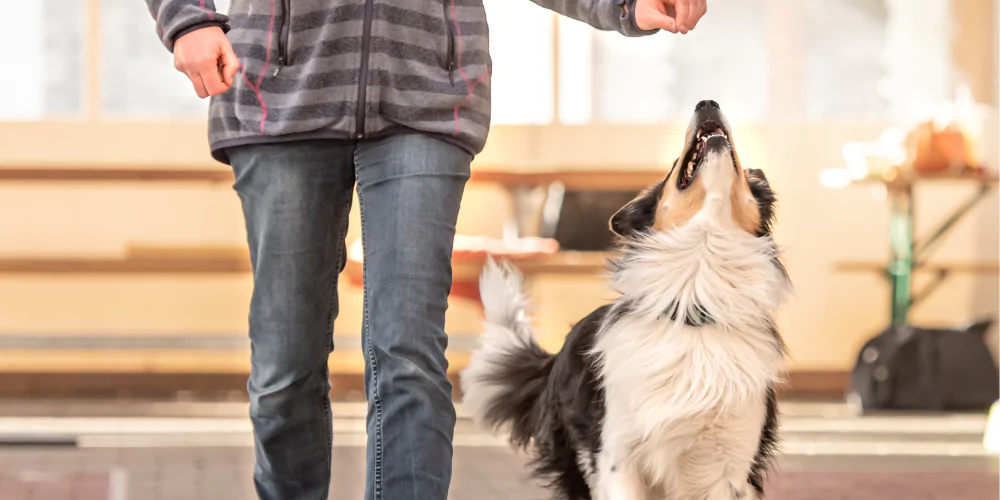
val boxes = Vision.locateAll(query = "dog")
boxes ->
[461,100,791,500]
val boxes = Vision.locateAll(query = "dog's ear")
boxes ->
[746,169,777,236]
[609,179,666,238]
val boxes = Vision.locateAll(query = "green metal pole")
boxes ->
[887,184,914,326]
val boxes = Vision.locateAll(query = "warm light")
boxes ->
[932,98,955,132]
[984,401,1000,454]
[819,168,852,189]
[840,85,987,181]
[841,143,870,180]
[925,84,986,166]
[875,127,908,166]
[841,127,908,181]
[951,84,985,165]
[935,84,976,132]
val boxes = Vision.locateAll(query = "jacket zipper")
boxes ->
[356,0,376,138]
[444,0,456,85]
[277,0,291,67]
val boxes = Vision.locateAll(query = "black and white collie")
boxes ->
[462,100,791,500]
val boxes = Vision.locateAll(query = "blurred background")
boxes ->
[0,0,998,499]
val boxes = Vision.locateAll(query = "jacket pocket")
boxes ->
[444,0,456,85]
[277,0,291,65]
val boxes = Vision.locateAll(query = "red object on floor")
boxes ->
[344,236,560,307]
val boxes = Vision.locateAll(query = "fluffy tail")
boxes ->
[461,259,553,449]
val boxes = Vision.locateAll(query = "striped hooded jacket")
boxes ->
[147,0,655,163]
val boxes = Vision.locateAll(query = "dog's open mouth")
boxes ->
[678,121,733,190]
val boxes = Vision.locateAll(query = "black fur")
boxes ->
[743,173,783,496]
[609,177,667,238]
[531,305,609,499]
[746,168,777,237]
[474,333,553,450]
[478,305,620,499]
[749,384,780,494]
[745,169,790,285]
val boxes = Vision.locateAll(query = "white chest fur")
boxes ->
[594,319,780,497]
[597,318,781,433]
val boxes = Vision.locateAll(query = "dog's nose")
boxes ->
[695,100,720,111]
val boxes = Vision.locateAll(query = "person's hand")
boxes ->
[634,0,707,34]
[173,26,240,98]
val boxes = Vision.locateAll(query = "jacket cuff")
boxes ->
[154,4,231,52]
[173,20,231,45]
[616,0,660,37]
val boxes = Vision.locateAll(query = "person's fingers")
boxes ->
[183,44,232,97]
[674,0,691,33]
[694,0,708,28]
[653,11,678,32]
[172,27,234,98]
[201,65,229,96]
[220,45,240,88]
[638,5,677,32]
[188,72,209,99]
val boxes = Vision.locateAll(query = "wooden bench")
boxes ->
[0,246,250,274]
[0,244,607,382]
[0,167,232,183]
[0,245,611,276]
[0,166,649,392]
[0,349,470,376]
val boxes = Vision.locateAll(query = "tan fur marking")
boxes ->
[648,116,766,235]
[654,182,706,231]
[730,169,762,234]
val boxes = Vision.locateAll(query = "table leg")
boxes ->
[887,185,914,326]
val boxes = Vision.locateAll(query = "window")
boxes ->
[0,0,960,124]
[557,0,768,123]
[804,0,888,118]
[662,0,768,121]
[877,0,956,123]
[485,0,555,125]
[552,0,956,124]
[101,0,213,117]
[0,0,84,119]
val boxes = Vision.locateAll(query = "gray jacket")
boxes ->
[147,0,655,163]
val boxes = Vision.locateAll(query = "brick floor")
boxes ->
[0,446,996,500]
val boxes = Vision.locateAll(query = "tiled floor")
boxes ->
[0,447,996,500]
[0,402,996,499]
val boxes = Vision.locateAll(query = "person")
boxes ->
[144,0,707,498]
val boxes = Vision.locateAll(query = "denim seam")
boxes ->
[356,164,384,500]
[321,191,352,473]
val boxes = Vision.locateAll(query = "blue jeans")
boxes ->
[228,134,468,500]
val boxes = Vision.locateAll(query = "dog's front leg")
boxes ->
[670,410,767,500]
[595,452,648,500]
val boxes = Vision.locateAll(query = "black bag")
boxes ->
[849,319,998,412]
[552,190,638,251]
